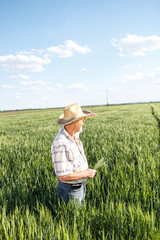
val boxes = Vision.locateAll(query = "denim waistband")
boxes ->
[59,180,85,187]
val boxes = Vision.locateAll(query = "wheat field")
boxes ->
[0,103,160,239]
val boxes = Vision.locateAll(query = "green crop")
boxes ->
[0,103,160,239]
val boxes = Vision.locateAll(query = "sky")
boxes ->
[0,0,160,110]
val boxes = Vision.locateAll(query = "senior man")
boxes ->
[51,103,97,204]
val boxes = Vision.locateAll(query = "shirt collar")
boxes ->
[61,126,75,143]
[62,126,80,143]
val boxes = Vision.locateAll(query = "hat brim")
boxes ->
[57,110,93,125]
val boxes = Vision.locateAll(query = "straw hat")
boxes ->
[57,103,93,125]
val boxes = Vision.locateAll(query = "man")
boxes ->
[51,103,97,204]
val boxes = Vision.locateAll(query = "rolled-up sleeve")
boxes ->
[51,144,74,176]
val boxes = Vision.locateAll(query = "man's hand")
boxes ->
[58,169,97,181]
[84,169,97,179]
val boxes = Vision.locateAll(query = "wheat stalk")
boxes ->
[94,157,107,170]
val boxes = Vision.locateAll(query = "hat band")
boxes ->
[63,113,85,121]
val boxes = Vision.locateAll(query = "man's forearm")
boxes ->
[58,168,96,182]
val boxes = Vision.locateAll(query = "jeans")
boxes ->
[57,180,85,205]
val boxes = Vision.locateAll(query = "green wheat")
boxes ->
[94,157,107,170]
[0,103,160,239]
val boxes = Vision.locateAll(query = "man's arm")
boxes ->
[58,168,96,181]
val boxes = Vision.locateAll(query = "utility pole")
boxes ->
[106,89,109,106]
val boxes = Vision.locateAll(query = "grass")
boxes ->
[0,103,160,239]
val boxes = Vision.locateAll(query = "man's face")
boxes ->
[75,118,86,133]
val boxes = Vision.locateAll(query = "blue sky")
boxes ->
[0,0,160,110]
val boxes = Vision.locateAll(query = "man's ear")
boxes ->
[74,121,78,126]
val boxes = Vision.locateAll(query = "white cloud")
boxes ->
[24,87,40,91]
[17,49,45,55]
[119,67,160,83]
[111,34,160,56]
[16,50,34,55]
[121,72,144,82]
[151,79,160,84]
[31,92,40,95]
[46,87,54,91]
[34,80,46,85]
[23,84,57,96]
[56,83,63,88]
[118,53,126,57]
[81,67,86,71]
[20,81,31,85]
[16,93,22,99]
[0,54,51,72]
[1,84,14,88]
[47,40,92,58]
[9,74,30,79]
[66,82,88,91]
[145,72,156,78]
[120,64,142,69]
[20,80,46,86]
[23,86,41,95]
[0,41,91,75]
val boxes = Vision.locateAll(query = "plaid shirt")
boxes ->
[51,127,88,184]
